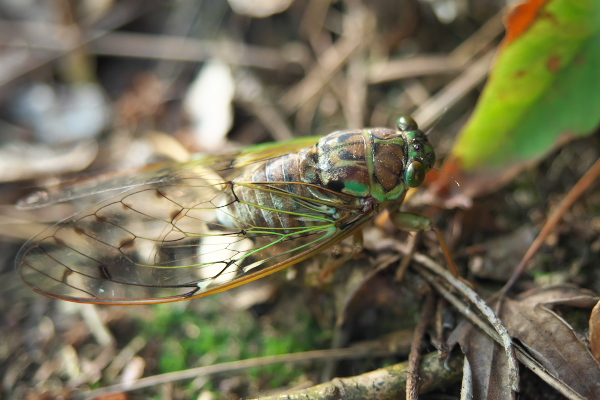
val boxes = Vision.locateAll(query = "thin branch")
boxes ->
[416,263,586,400]
[83,344,402,399]
[406,250,520,392]
[254,350,463,400]
[501,156,600,294]
[407,289,436,400]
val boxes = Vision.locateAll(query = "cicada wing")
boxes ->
[230,136,321,167]
[16,158,227,210]
[17,137,322,210]
[17,174,371,304]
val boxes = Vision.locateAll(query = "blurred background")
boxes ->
[0,0,598,399]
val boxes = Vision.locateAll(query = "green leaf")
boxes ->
[452,0,600,171]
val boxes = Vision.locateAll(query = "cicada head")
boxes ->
[396,116,436,188]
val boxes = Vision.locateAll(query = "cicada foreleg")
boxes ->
[391,212,459,278]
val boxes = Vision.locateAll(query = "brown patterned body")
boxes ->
[226,130,368,233]
[226,127,413,234]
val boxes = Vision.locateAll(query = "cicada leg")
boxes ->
[391,212,460,278]
[394,231,419,281]
[318,230,364,284]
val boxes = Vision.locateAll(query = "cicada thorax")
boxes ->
[301,127,412,203]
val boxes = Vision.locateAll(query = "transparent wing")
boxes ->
[17,136,322,210]
[16,150,370,304]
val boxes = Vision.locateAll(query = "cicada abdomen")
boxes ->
[17,116,435,304]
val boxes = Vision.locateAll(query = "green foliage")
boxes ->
[137,295,328,392]
[453,0,600,171]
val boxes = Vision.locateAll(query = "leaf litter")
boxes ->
[449,285,600,399]
[0,0,599,399]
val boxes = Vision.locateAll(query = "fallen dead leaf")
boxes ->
[466,225,537,281]
[449,285,600,399]
[589,300,600,363]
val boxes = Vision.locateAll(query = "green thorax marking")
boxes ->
[362,128,407,203]
[343,180,369,195]
[309,117,435,204]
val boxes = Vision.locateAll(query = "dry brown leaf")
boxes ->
[502,285,600,398]
[449,285,600,398]
[467,226,537,281]
[450,320,515,400]
[588,300,600,363]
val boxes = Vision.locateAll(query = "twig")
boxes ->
[80,304,115,347]
[103,336,147,382]
[432,297,449,353]
[413,50,495,130]
[407,289,436,400]
[83,345,402,399]
[279,35,361,113]
[368,10,504,85]
[416,264,586,400]
[254,350,463,400]
[501,156,600,294]
[406,250,520,391]
[1,21,288,71]
[0,2,156,89]
[460,356,474,400]
[395,232,418,281]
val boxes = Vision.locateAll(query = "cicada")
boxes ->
[16,116,436,305]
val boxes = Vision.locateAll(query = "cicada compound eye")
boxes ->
[405,161,425,188]
[397,116,418,132]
